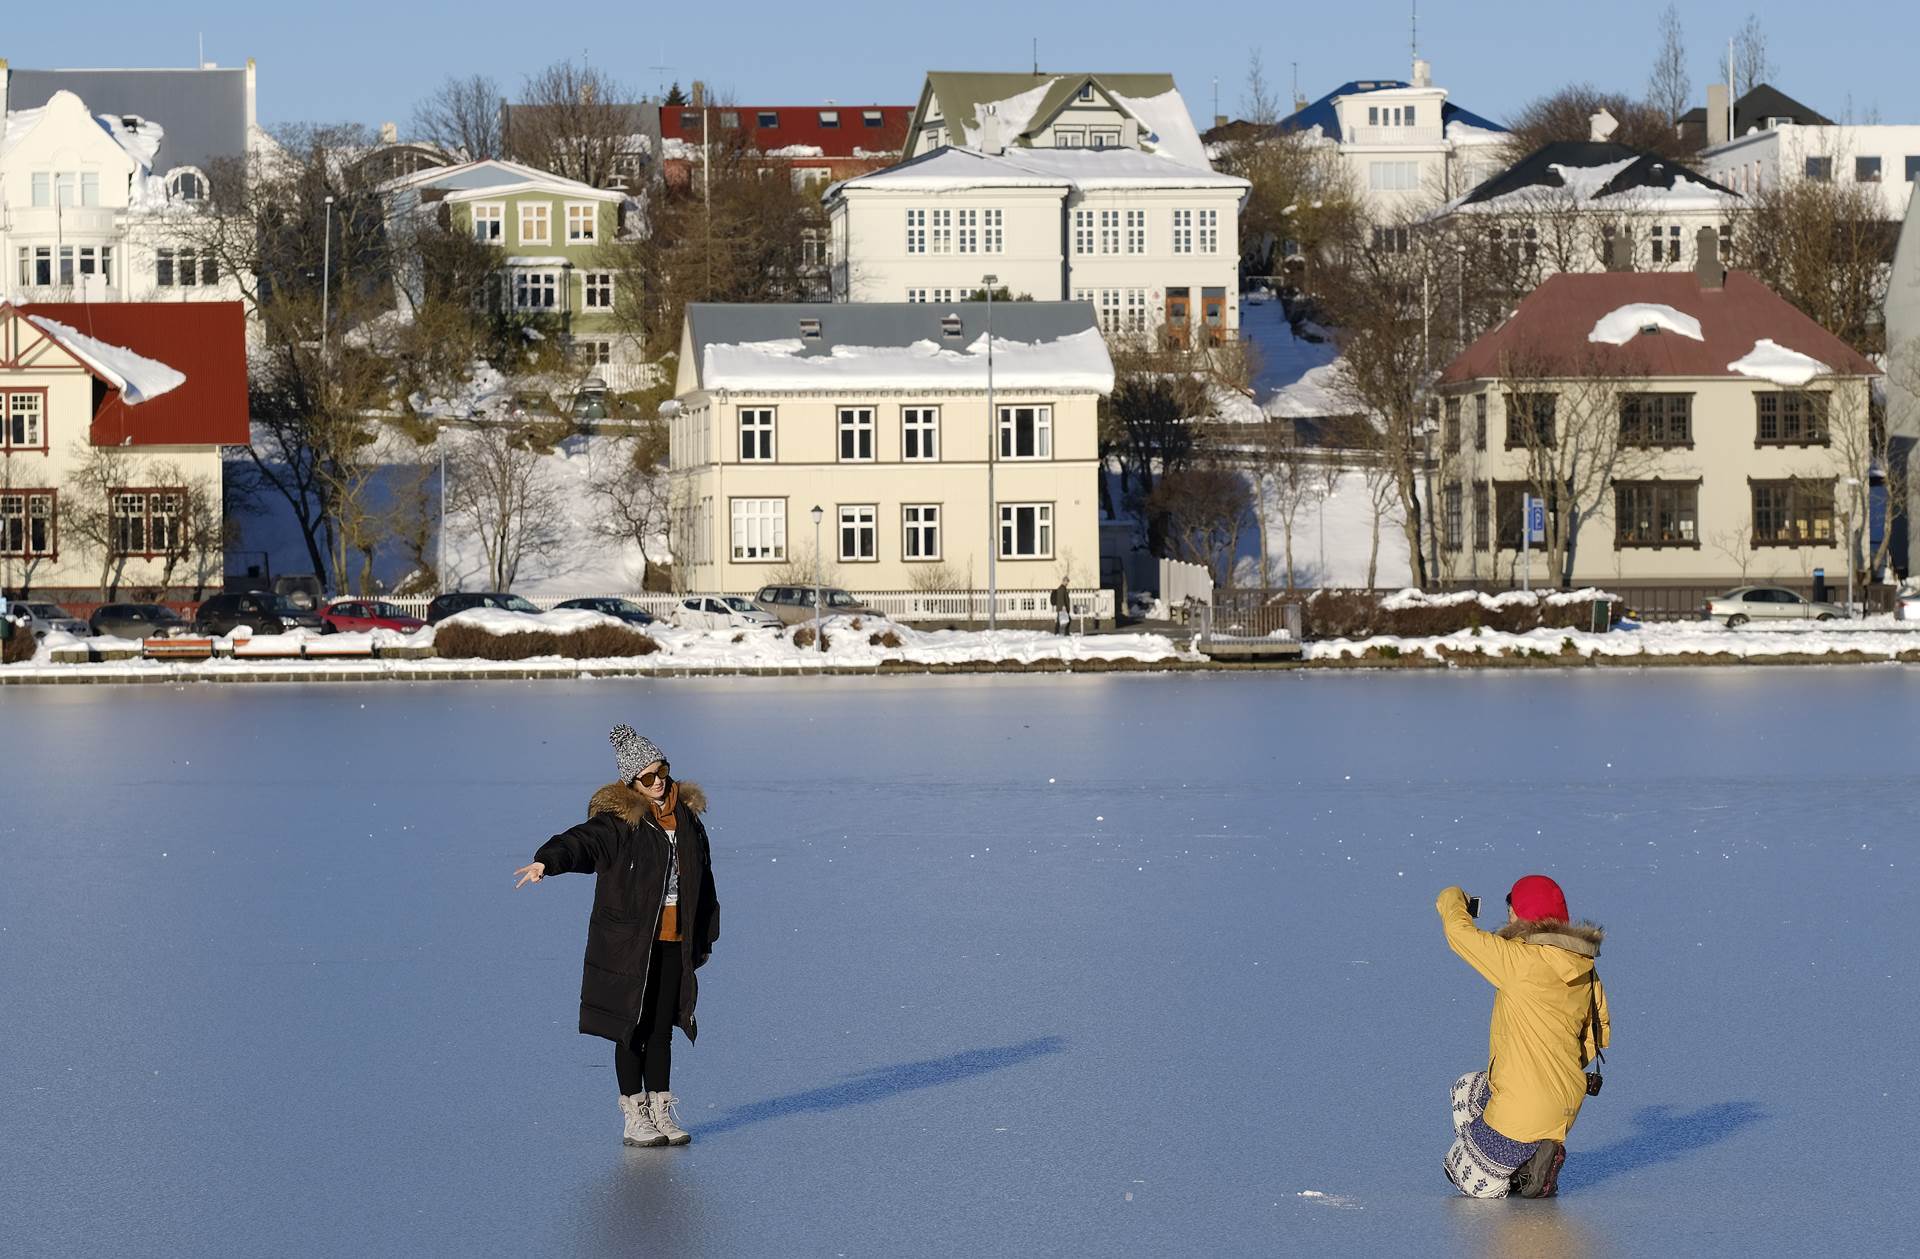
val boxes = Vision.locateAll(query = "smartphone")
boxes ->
[1465,895,1481,919]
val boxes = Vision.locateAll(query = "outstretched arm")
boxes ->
[1436,886,1530,991]
[514,814,621,889]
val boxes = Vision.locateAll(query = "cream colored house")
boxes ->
[826,147,1247,344]
[903,72,1210,169]
[669,302,1112,593]
[1434,259,1879,597]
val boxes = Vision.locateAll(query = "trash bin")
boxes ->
[1590,599,1612,633]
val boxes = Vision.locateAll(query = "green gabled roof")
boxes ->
[919,71,1179,143]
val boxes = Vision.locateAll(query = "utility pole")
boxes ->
[984,276,999,629]
[320,195,335,362]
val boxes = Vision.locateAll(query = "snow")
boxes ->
[764,144,825,158]
[1263,362,1349,419]
[1588,303,1704,346]
[1303,616,1920,662]
[1240,296,1340,405]
[1107,87,1212,170]
[1444,120,1507,144]
[1238,468,1416,589]
[701,327,1115,393]
[1452,156,1741,215]
[960,79,1056,153]
[3,672,1913,1255]
[24,315,185,404]
[1727,338,1831,387]
[834,146,1247,194]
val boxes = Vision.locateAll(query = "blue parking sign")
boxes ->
[1525,496,1547,544]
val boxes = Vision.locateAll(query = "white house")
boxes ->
[903,72,1210,170]
[826,147,1248,344]
[1277,60,1509,218]
[668,302,1112,594]
[1700,123,1920,219]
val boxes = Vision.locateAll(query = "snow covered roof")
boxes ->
[829,145,1247,198]
[5,65,250,175]
[684,303,1114,394]
[1449,141,1741,214]
[383,158,623,200]
[1440,271,1879,385]
[917,72,1211,169]
[1277,79,1506,143]
[24,314,184,404]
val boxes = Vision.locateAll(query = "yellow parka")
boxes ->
[1437,886,1610,1143]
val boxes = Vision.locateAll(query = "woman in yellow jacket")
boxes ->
[1437,876,1609,1199]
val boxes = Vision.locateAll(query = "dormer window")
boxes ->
[758,111,779,128]
[1078,83,1094,102]
[863,110,883,127]
[799,318,822,340]
[819,111,839,128]
[166,167,209,203]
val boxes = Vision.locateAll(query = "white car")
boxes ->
[1898,583,1920,622]
[671,595,779,631]
[1705,586,1844,627]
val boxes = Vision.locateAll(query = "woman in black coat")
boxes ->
[514,725,719,1148]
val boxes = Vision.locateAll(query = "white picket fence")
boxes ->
[383,588,1116,625]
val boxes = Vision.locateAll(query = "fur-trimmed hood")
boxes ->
[588,779,708,825]
[1497,917,1604,959]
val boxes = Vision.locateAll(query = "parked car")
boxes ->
[554,597,657,626]
[318,598,427,634]
[89,603,189,640]
[1705,586,1845,628]
[11,601,90,640]
[1900,582,1920,623]
[672,595,780,630]
[194,592,326,637]
[425,591,543,624]
[751,585,874,625]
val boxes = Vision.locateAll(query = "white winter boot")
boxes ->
[621,1093,666,1147]
[648,1091,691,1145]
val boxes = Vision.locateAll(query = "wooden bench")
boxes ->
[143,637,216,660]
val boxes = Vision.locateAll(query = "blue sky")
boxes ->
[3,1,1908,132]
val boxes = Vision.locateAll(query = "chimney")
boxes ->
[1695,226,1724,289]
[1706,84,1729,146]
[1293,94,1308,114]
[1606,234,1635,272]
[1589,107,1618,142]
[1412,58,1431,88]
[1214,113,1228,129]
[379,120,398,145]
[691,80,706,108]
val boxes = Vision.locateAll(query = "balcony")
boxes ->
[1348,125,1444,147]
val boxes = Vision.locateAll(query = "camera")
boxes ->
[1465,895,1481,919]
[1585,1070,1604,1097]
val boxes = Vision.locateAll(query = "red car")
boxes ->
[318,598,427,634]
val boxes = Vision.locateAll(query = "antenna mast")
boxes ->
[1411,1,1419,63]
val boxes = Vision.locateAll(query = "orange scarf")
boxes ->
[646,780,679,833]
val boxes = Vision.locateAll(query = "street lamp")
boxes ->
[320,194,335,361]
[436,424,449,593]
[983,274,998,630]
[810,504,824,646]
[1844,475,1862,616]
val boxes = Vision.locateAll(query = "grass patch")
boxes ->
[869,629,902,648]
[435,623,659,661]
[793,626,831,650]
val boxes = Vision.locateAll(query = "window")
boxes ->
[1074,209,1095,254]
[984,209,1003,253]
[1493,483,1552,551]
[471,204,505,244]
[518,202,551,245]
[1097,288,1122,332]
[1755,391,1829,445]
[1474,393,1487,450]
[730,498,787,560]
[998,405,1053,459]
[837,407,875,461]
[905,287,956,303]
[1172,209,1193,253]
[1856,156,1882,183]
[1443,396,1461,454]
[930,209,952,253]
[1369,161,1419,190]
[18,246,52,286]
[154,247,217,287]
[566,203,598,242]
[4,391,47,450]
[1100,209,1120,254]
[719,111,740,129]
[999,503,1054,558]
[1649,224,1682,263]
[902,407,939,460]
[1056,127,1086,148]
[680,111,701,131]
[902,504,941,560]
[513,271,559,309]
[167,168,207,202]
[1125,209,1145,254]
[1620,393,1695,447]
[1751,479,1835,546]
[859,110,882,128]
[31,173,49,206]
[1614,481,1699,548]
[582,272,615,309]
[110,489,186,557]
[1805,156,1833,182]
[957,208,979,253]
[1196,209,1219,253]
[906,208,926,253]
[1404,105,1416,126]
[0,490,56,558]
[739,408,775,461]
[574,338,613,367]
[1908,156,1920,182]
[1368,107,1379,125]
[1504,393,1556,448]
[1125,288,1148,332]
[1078,82,1095,102]
[757,111,779,128]
[838,504,877,561]
[1472,481,1490,550]
[819,110,840,128]
[1371,226,1410,253]
[1089,128,1120,149]
[1443,482,1463,552]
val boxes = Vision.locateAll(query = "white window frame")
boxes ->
[739,407,776,462]
[1368,161,1419,191]
[997,404,1053,460]
[902,406,940,461]
[730,497,787,561]
[906,208,927,254]
[906,287,928,302]
[837,503,878,562]
[1172,209,1193,253]
[574,337,613,367]
[1197,209,1219,253]
[1125,209,1146,254]
[565,202,599,243]
[1074,209,1095,254]
[957,208,978,254]
[518,201,552,245]
[1097,289,1122,332]
[1100,209,1120,254]
[583,271,615,309]
[513,270,559,309]
[998,502,1054,559]
[1125,288,1148,332]
[930,209,952,254]
[984,208,1004,253]
[471,203,505,244]
[837,406,876,462]
[5,392,46,449]
[903,503,942,560]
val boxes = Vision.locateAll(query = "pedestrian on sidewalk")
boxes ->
[1050,579,1072,635]
[515,725,720,1148]
[1436,876,1609,1199]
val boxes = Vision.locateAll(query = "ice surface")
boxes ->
[2,674,1915,1256]
[1588,304,1704,346]
[1727,338,1831,386]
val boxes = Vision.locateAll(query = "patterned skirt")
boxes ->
[1443,1071,1537,1198]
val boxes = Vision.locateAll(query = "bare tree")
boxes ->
[1147,464,1255,585]
[1647,4,1692,131]
[1731,166,1889,355]
[1248,417,1314,588]
[1211,111,1365,283]
[411,74,504,161]
[505,59,641,189]
[587,428,673,590]
[1502,84,1689,161]
[446,425,567,590]
[1719,14,1775,99]
[59,444,142,598]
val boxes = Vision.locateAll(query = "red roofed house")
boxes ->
[1434,235,1879,601]
[0,300,249,607]
[658,102,911,191]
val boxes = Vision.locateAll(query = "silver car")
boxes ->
[1705,586,1844,627]
[751,585,874,626]
[12,601,90,639]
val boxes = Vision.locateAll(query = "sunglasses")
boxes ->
[637,765,671,788]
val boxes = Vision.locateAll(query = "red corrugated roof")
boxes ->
[659,104,910,159]
[21,301,250,446]
[1439,270,1880,385]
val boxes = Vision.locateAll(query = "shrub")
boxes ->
[2,622,36,664]
[731,632,744,644]
[869,629,902,648]
[793,625,832,650]
[1298,589,1620,640]
[435,623,659,661]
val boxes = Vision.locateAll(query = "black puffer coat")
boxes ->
[533,780,720,1044]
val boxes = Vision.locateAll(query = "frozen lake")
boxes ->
[3,671,1916,1256]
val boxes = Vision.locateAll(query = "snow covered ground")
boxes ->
[3,674,1915,1255]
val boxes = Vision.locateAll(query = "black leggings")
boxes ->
[613,941,682,1095]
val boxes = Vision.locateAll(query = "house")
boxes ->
[1678,83,1830,151]
[668,302,1112,593]
[1436,139,1743,279]
[499,97,657,191]
[0,88,249,306]
[1276,59,1509,215]
[658,101,909,191]
[0,58,258,178]
[1884,188,1920,577]
[826,147,1248,343]
[380,159,637,387]
[1693,84,1920,219]
[903,72,1210,170]
[0,301,249,605]
[1434,240,1879,596]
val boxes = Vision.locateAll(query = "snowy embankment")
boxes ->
[1307,616,1920,663]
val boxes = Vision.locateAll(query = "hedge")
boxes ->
[1298,589,1622,640]
[434,623,659,661]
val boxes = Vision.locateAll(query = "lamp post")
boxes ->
[436,424,449,593]
[810,504,824,647]
[1844,475,1861,616]
[320,194,335,361]
[983,274,998,630]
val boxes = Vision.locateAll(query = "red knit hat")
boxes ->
[1508,874,1570,922]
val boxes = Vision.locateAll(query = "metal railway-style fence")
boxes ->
[383,588,1118,627]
